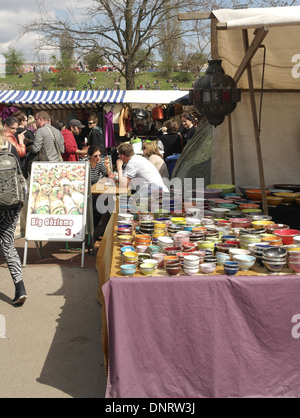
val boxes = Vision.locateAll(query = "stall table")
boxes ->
[97,216,300,398]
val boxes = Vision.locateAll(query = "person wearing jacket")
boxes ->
[3,117,26,158]
[87,115,106,154]
[61,119,89,162]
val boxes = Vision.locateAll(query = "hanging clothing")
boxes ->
[104,111,116,148]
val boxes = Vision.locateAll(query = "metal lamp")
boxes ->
[191,60,241,127]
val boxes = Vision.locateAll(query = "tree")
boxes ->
[22,0,201,89]
[2,46,25,75]
[84,51,105,72]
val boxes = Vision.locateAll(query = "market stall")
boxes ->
[97,205,300,398]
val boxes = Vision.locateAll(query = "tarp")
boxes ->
[213,6,300,29]
[212,6,300,90]
[0,89,190,109]
[209,6,300,187]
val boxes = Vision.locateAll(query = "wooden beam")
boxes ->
[234,27,269,84]
[242,29,268,215]
[178,11,212,21]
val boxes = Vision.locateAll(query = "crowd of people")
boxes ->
[0,108,197,307]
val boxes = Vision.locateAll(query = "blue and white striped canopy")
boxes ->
[0,89,190,109]
[0,89,126,109]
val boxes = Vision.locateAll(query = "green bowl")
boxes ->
[241,208,262,213]
[218,203,238,210]
[207,184,236,194]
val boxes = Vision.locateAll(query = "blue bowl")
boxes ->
[121,246,135,253]
[224,267,239,275]
[120,264,136,276]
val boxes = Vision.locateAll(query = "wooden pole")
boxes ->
[242,29,268,215]
[227,115,235,185]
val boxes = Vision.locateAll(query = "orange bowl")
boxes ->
[246,189,271,201]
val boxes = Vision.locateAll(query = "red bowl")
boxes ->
[274,229,300,245]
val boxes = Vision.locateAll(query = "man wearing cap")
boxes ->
[61,119,89,162]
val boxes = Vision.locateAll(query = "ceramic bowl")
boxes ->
[287,247,300,256]
[239,203,260,210]
[224,261,239,275]
[229,248,251,258]
[120,264,137,276]
[238,185,261,197]
[288,261,300,274]
[265,224,290,234]
[197,241,215,250]
[263,247,287,259]
[252,220,274,229]
[139,263,156,276]
[137,253,151,265]
[206,184,236,195]
[273,192,300,205]
[183,266,200,275]
[263,260,286,273]
[273,184,300,193]
[136,245,148,253]
[165,264,182,275]
[245,189,271,201]
[274,229,300,245]
[152,253,166,268]
[230,218,252,228]
[199,262,216,274]
[163,255,180,266]
[142,259,159,269]
[293,236,300,245]
[183,255,200,267]
[121,245,135,254]
[211,207,231,217]
[266,196,284,207]
[216,243,239,254]
[216,252,231,265]
[157,236,174,248]
[232,254,256,271]
[117,234,134,243]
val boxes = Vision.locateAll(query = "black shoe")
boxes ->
[12,281,27,306]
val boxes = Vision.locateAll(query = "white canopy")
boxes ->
[213,6,300,29]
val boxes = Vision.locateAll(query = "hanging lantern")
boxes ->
[190,60,241,127]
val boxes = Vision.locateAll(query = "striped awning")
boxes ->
[0,89,127,109]
[0,89,190,109]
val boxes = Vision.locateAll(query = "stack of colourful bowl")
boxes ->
[262,247,287,274]
[183,255,201,275]
[164,255,182,275]
[135,234,152,247]
[122,251,139,266]
[287,248,300,274]
[157,236,174,251]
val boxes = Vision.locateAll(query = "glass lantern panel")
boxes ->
[203,91,211,103]
[222,90,231,103]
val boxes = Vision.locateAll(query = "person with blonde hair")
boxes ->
[0,122,27,305]
[142,141,169,179]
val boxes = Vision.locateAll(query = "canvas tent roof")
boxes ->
[0,89,190,109]
[210,6,300,90]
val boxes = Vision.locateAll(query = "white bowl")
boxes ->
[293,235,300,245]
[200,262,216,274]
[142,259,159,268]
[184,266,199,275]
[233,255,256,271]
[229,248,251,258]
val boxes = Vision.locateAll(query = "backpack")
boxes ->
[0,142,26,211]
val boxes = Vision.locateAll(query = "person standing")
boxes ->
[3,117,26,158]
[61,119,89,162]
[179,112,197,145]
[0,122,27,305]
[156,119,183,160]
[29,111,64,161]
[87,115,106,155]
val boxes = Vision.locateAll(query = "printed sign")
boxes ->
[25,161,89,242]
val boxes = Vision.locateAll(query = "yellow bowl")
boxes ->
[171,217,186,224]
[252,220,274,229]
[273,192,300,204]
[123,251,138,259]
[197,241,215,250]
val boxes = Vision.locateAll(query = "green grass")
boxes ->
[0,70,196,91]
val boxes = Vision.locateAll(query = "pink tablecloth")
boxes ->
[103,274,300,398]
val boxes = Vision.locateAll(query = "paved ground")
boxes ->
[0,239,106,398]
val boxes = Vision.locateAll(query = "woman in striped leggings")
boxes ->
[0,123,27,305]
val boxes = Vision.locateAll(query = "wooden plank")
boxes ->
[234,27,269,83]
[242,29,268,215]
[178,11,212,20]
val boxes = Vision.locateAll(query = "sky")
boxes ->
[0,0,86,62]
